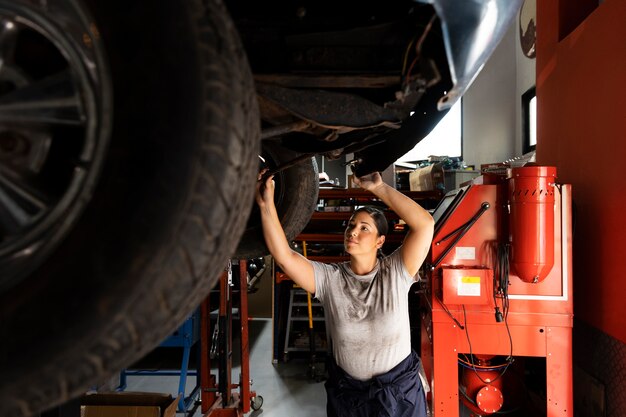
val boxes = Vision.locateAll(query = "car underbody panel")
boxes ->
[228,0,522,175]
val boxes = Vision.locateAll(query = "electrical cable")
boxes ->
[403,14,438,83]
[458,354,509,371]
[401,36,417,78]
[460,242,515,386]
[496,243,514,362]
[462,305,513,386]
[434,290,464,329]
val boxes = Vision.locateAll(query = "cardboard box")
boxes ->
[444,170,480,191]
[81,392,180,417]
[409,163,444,191]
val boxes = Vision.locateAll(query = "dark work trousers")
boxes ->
[325,350,427,417]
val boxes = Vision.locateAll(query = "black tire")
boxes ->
[0,1,259,416]
[234,142,319,259]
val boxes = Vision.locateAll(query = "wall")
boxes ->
[461,2,538,168]
[537,0,626,415]
[462,22,518,168]
[315,155,348,188]
[537,0,626,344]
[515,0,537,155]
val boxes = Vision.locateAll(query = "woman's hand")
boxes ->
[255,169,275,208]
[354,172,384,192]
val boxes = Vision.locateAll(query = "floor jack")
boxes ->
[200,260,263,416]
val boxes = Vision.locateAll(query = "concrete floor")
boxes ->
[46,323,549,417]
[122,318,481,417]
[124,318,327,416]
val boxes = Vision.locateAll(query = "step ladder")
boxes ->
[283,288,328,360]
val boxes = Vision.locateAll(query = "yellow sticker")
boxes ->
[458,276,481,296]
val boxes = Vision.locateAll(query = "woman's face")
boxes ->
[344,211,385,255]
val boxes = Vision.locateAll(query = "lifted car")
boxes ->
[0,0,521,415]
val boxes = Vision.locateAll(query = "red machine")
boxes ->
[420,166,573,416]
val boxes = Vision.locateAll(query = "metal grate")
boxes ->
[573,319,626,417]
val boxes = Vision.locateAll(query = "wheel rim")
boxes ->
[0,1,110,290]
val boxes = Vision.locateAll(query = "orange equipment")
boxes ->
[420,166,573,416]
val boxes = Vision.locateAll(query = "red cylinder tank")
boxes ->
[461,367,504,415]
[508,166,557,283]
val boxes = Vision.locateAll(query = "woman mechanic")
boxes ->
[256,170,434,417]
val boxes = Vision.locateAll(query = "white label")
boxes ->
[455,246,476,260]
[458,276,481,296]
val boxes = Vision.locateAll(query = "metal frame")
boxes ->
[200,261,260,416]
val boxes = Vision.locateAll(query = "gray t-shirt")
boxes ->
[312,248,416,381]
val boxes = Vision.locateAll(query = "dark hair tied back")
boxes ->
[352,206,389,236]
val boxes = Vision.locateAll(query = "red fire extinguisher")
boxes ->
[508,166,557,283]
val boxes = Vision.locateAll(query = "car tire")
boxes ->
[0,0,259,415]
[234,142,319,260]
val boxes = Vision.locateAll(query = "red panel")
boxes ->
[431,185,499,268]
[537,0,626,343]
[442,267,491,305]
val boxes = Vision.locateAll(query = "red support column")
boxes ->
[238,261,251,414]
[546,326,573,416]
[203,263,259,417]
[432,323,460,417]
[219,271,233,407]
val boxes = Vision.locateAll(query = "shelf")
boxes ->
[310,211,355,220]
[297,233,344,242]
[297,232,407,243]
[298,188,440,245]
[311,211,401,220]
[318,188,443,200]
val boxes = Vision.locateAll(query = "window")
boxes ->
[522,87,536,154]
[396,100,462,163]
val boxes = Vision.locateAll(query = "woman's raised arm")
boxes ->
[256,174,316,293]
[354,172,434,276]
